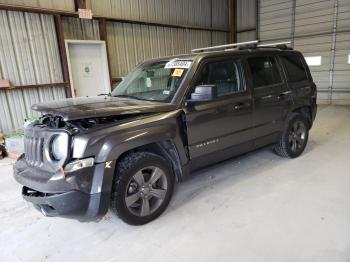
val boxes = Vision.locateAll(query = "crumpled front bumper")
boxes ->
[13,154,116,221]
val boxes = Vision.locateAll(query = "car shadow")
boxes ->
[166,145,295,214]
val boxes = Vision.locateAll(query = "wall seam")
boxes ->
[329,0,339,104]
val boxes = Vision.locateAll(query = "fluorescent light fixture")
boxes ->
[305,56,322,66]
[348,54,350,64]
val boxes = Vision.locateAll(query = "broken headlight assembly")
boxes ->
[50,133,69,161]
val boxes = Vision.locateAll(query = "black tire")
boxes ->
[275,113,309,158]
[111,152,174,225]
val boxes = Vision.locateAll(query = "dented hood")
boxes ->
[31,96,176,120]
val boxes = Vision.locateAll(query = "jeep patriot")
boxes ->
[14,41,317,225]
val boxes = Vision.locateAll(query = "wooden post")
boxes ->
[74,0,87,10]
[229,0,237,43]
[54,14,72,98]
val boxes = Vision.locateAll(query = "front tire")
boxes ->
[275,113,309,158]
[111,152,174,225]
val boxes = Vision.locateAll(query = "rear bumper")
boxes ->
[14,155,116,221]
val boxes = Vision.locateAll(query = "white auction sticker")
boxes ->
[165,59,192,69]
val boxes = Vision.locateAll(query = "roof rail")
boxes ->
[191,40,258,53]
[258,41,291,48]
[191,40,292,53]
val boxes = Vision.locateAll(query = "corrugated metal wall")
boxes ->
[212,0,230,29]
[61,26,228,80]
[106,23,219,78]
[0,0,75,11]
[258,0,350,105]
[236,0,256,42]
[62,1,229,79]
[86,0,229,30]
[62,17,100,40]
[259,0,293,42]
[0,1,230,133]
[332,0,350,104]
[0,10,65,133]
[293,0,334,103]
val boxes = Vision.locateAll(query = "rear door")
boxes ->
[184,57,254,163]
[279,53,316,105]
[246,55,287,144]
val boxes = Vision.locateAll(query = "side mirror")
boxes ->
[189,85,218,102]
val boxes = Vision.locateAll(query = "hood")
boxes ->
[31,96,177,121]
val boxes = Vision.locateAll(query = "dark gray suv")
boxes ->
[14,42,317,225]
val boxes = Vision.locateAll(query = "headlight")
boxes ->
[51,134,69,161]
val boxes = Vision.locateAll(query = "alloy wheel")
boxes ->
[124,166,168,217]
[288,120,306,152]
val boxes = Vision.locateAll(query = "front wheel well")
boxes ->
[115,141,183,182]
[292,106,312,127]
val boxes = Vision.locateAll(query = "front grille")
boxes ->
[23,126,70,173]
[24,135,45,167]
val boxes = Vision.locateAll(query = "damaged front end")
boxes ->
[13,114,116,221]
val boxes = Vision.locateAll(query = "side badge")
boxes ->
[105,161,112,169]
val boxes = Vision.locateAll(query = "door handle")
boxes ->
[277,90,292,100]
[301,86,311,90]
[261,94,274,100]
[233,102,250,110]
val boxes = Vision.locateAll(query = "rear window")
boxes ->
[280,54,308,82]
[247,56,282,88]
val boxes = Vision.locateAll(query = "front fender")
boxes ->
[73,110,188,165]
[95,123,186,163]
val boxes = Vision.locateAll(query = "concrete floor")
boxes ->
[1,105,350,262]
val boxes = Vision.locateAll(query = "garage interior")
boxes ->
[0,0,349,261]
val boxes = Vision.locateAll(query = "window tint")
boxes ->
[248,56,282,88]
[281,54,308,82]
[194,59,245,97]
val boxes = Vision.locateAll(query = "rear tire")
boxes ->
[275,113,309,158]
[111,152,174,225]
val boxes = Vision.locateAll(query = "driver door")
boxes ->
[184,58,254,169]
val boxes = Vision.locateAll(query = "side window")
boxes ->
[247,56,282,88]
[194,59,245,97]
[280,54,308,82]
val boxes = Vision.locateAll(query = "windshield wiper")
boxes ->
[113,94,145,101]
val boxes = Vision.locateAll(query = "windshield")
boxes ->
[111,59,192,102]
